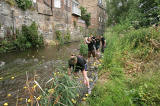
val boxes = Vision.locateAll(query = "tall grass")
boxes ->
[23,68,81,106]
[87,23,160,105]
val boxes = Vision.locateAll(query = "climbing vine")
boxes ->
[80,6,91,28]
[15,0,32,11]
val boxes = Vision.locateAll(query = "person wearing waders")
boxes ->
[101,36,106,53]
[68,54,91,94]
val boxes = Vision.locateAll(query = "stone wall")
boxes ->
[0,0,84,42]
[79,0,106,35]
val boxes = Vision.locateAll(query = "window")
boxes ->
[32,0,36,3]
[99,17,101,22]
[98,0,102,4]
[54,0,61,8]
[101,18,103,22]
[64,0,70,7]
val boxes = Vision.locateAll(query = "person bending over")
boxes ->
[68,55,91,93]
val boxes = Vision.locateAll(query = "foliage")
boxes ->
[55,30,64,45]
[0,22,44,53]
[138,0,160,26]
[106,0,135,25]
[55,29,71,44]
[0,39,16,53]
[106,0,160,27]
[87,23,160,105]
[129,71,160,105]
[73,21,77,28]
[15,0,32,11]
[80,6,91,28]
[39,71,80,106]
[79,41,88,57]
[55,30,62,41]
[5,0,16,6]
[15,22,44,50]
[64,30,71,42]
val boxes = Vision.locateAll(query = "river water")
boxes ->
[0,42,82,106]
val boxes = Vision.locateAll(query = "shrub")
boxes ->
[80,6,91,28]
[129,71,160,105]
[55,30,62,41]
[21,22,44,47]
[0,22,44,53]
[15,0,32,10]
[55,30,64,45]
[5,0,16,6]
[64,30,71,42]
[79,42,88,57]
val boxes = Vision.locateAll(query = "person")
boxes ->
[101,36,106,53]
[95,35,101,54]
[68,54,91,93]
[85,36,98,62]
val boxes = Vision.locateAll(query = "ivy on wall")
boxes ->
[80,6,91,28]
[15,0,33,10]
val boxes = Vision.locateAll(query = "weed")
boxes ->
[5,0,16,6]
[0,22,44,53]
[15,0,32,11]
[87,23,160,106]
[55,30,62,41]
[79,41,88,57]
[64,30,71,42]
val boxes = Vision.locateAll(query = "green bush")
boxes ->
[40,71,80,106]
[14,22,44,50]
[15,0,32,10]
[80,6,91,28]
[0,22,44,53]
[5,0,16,6]
[79,42,88,57]
[129,71,160,105]
[87,24,160,106]
[64,30,71,42]
[55,30,64,45]
[55,30,62,40]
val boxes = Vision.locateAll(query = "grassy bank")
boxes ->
[86,24,160,105]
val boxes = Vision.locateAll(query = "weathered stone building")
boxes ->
[0,0,106,42]
[79,0,106,35]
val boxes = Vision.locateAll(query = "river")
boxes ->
[0,42,81,106]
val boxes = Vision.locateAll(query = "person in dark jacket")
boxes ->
[95,35,101,52]
[101,36,106,53]
[85,36,98,62]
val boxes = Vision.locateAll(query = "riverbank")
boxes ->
[86,25,160,105]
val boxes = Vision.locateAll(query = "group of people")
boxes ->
[84,35,106,62]
[68,35,106,94]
